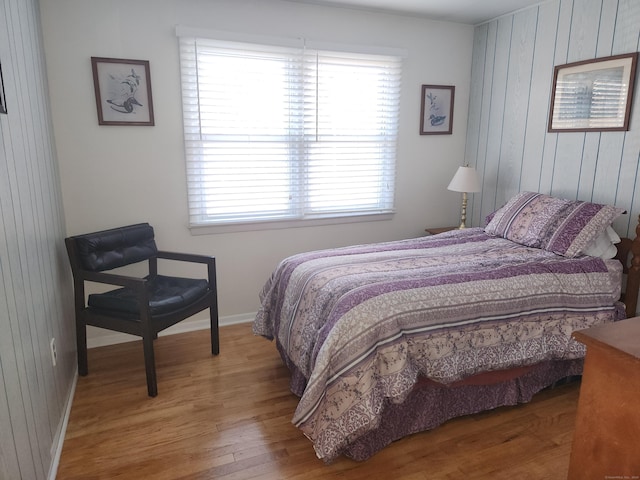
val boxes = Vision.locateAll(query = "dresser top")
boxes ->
[573,316,640,360]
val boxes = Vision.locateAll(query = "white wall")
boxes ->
[39,0,474,343]
[466,0,640,239]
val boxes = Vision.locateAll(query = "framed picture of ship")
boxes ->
[420,84,454,135]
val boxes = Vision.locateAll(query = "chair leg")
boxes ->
[210,302,219,356]
[207,261,220,356]
[142,334,158,397]
[76,317,88,376]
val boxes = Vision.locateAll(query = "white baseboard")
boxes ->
[86,312,256,349]
[48,367,78,480]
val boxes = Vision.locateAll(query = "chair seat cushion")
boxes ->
[88,275,210,316]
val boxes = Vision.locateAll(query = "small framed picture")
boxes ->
[548,52,638,132]
[0,61,7,114]
[91,57,154,126]
[420,85,454,135]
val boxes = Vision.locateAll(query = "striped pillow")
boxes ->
[484,192,624,257]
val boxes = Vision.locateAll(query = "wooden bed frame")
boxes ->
[615,215,640,317]
[336,216,640,461]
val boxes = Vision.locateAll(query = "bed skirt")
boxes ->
[336,359,583,461]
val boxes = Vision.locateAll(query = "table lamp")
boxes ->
[447,165,481,229]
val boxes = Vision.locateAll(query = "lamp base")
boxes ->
[458,192,469,229]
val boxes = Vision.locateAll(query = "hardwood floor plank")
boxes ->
[56,323,579,479]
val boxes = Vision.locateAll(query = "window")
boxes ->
[177,30,402,229]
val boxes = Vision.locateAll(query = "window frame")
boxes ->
[176,27,405,232]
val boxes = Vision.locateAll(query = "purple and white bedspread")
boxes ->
[253,228,624,462]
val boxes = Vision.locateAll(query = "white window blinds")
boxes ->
[178,32,402,228]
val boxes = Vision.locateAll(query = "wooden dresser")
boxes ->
[568,317,640,479]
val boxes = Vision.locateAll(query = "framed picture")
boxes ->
[91,57,154,126]
[548,52,638,132]
[420,85,454,135]
[0,61,7,114]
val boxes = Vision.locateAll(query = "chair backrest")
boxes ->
[67,223,158,272]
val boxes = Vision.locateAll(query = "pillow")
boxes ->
[582,226,621,259]
[484,210,497,226]
[484,191,624,257]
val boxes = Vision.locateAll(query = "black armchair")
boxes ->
[65,223,219,397]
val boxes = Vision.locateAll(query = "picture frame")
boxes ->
[420,85,454,135]
[0,61,7,115]
[548,52,638,132]
[91,57,154,126]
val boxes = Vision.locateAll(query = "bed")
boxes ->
[253,192,640,462]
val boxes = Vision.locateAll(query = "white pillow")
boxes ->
[582,226,620,259]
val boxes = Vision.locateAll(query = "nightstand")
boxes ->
[425,226,458,235]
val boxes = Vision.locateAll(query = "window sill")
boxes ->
[189,212,395,235]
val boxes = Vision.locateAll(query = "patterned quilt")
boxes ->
[253,228,624,461]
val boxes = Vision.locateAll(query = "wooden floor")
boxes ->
[56,323,580,479]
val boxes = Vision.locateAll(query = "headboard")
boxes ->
[616,214,640,318]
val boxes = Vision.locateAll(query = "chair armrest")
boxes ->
[155,251,216,288]
[157,251,215,265]
[80,270,148,291]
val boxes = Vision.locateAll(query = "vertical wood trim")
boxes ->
[479,18,513,216]
[520,1,560,196]
[0,0,75,479]
[475,21,498,225]
[614,0,640,234]
[468,0,640,239]
[541,0,573,196]
[496,10,538,206]
[465,23,489,226]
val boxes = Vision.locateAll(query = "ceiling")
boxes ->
[285,0,544,25]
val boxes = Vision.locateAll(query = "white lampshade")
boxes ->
[447,165,481,229]
[447,166,481,193]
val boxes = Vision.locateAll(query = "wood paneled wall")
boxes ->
[465,0,640,238]
[0,0,76,478]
